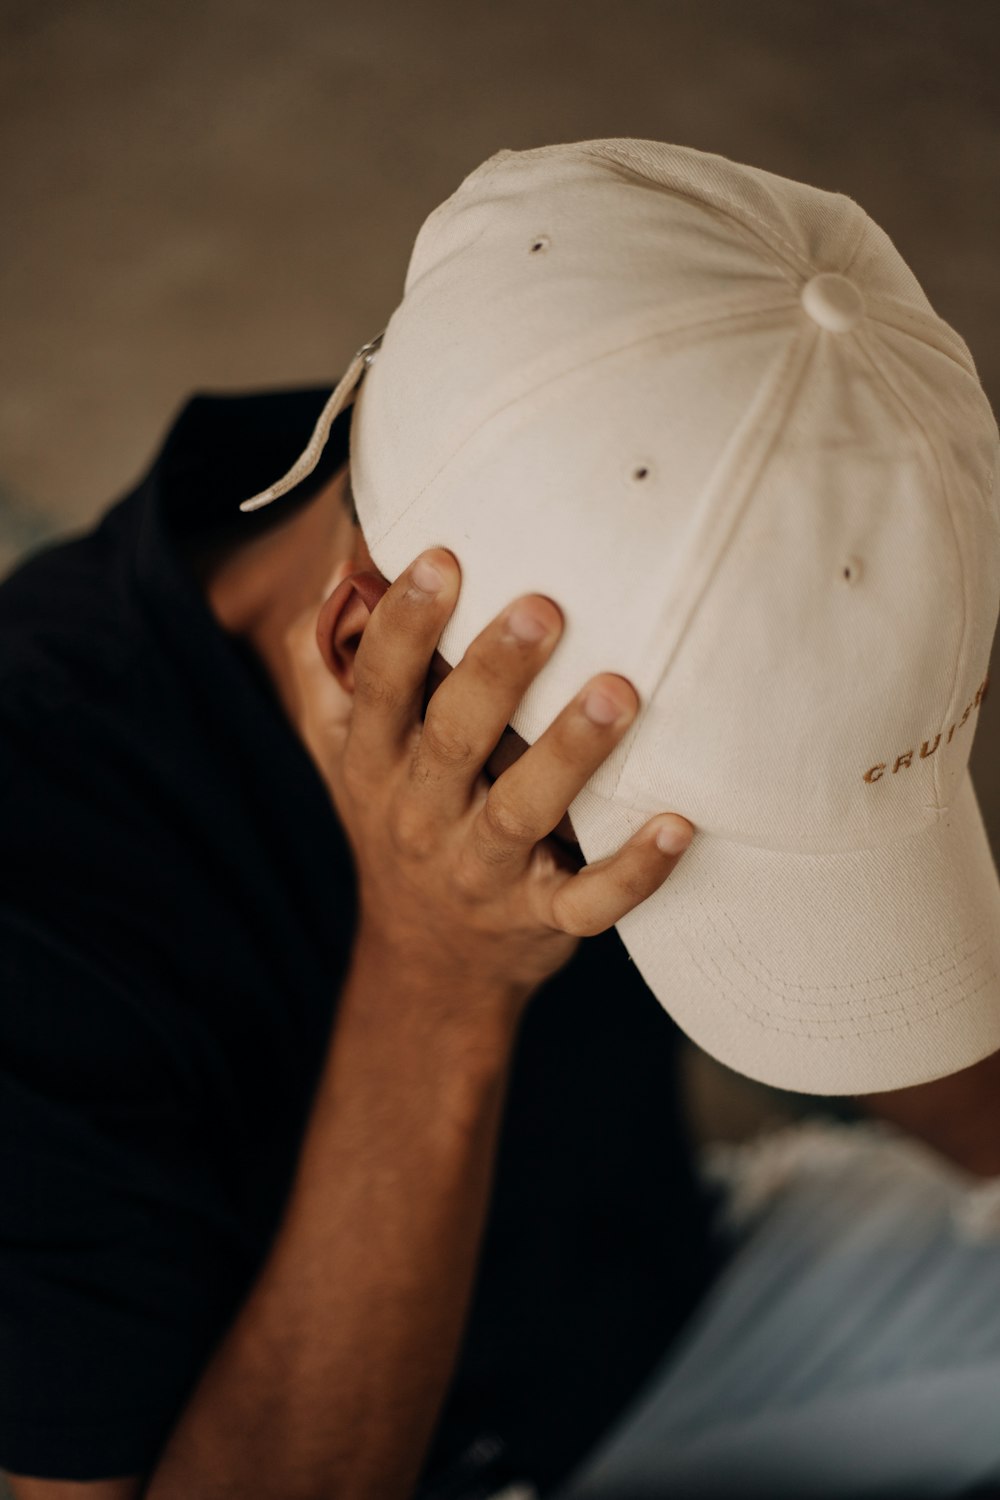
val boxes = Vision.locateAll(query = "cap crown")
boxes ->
[351,139,1000,856]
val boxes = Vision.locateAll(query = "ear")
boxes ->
[315,564,391,693]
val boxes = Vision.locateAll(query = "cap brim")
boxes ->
[572,765,1000,1095]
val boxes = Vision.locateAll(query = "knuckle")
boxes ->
[450,847,491,901]
[543,726,580,770]
[353,660,400,714]
[467,637,517,688]
[388,800,436,860]
[472,823,516,869]
[481,790,536,847]
[420,714,476,768]
[616,862,651,905]
[550,896,598,939]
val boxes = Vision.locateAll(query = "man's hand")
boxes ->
[318,545,695,1011]
[135,540,698,1498]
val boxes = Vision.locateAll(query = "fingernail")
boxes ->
[584,688,627,725]
[656,819,693,855]
[412,556,445,593]
[507,603,551,642]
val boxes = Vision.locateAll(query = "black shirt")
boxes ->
[0,385,720,1493]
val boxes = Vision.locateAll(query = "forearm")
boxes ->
[147,941,522,1500]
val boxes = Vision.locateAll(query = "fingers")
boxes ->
[347,548,461,779]
[546,816,695,937]
[470,672,639,865]
[413,593,565,813]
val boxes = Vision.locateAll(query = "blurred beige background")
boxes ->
[1,0,999,1131]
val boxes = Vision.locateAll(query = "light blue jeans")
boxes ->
[538,1118,1000,1500]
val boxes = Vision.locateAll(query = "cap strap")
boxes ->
[238,331,385,513]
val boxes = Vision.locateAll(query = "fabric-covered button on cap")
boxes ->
[801,272,866,333]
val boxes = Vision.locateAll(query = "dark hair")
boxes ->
[167,387,354,553]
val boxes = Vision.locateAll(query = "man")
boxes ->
[0,380,721,1500]
[2,138,1000,1499]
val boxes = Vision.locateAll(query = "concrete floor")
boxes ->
[1,0,999,1135]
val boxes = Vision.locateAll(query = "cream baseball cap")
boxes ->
[241,138,1000,1096]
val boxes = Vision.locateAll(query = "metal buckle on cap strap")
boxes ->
[358,330,385,367]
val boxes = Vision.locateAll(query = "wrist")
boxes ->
[345,928,526,1066]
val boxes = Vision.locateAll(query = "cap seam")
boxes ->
[582,771,967,856]
[862,296,984,385]
[839,213,870,280]
[840,212,980,380]
[697,885,990,1001]
[612,321,822,810]
[372,296,803,554]
[578,138,861,285]
[678,914,996,1040]
[849,328,971,815]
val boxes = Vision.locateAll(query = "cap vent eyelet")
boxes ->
[841,555,863,584]
[631,463,652,482]
[529,235,550,253]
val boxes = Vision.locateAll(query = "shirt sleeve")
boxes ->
[0,910,255,1482]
